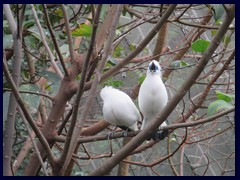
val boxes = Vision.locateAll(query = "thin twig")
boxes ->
[101,4,177,83]
[30,4,63,79]
[172,19,235,30]
[121,128,188,167]
[179,144,185,176]
[17,106,49,176]
[3,55,56,167]
[3,88,53,101]
[53,5,83,30]
[53,107,234,144]
[168,135,180,176]
[61,4,75,64]
[42,4,69,77]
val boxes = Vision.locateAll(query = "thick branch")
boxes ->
[57,4,102,171]
[3,4,24,176]
[58,4,124,176]
[3,56,56,167]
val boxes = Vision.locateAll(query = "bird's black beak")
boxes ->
[149,62,157,72]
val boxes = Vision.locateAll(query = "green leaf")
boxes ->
[171,60,181,68]
[223,36,231,45]
[111,80,124,87]
[138,75,146,84]
[27,26,51,43]
[53,9,63,17]
[103,77,124,88]
[129,44,137,51]
[180,61,189,67]
[191,39,210,53]
[171,60,189,68]
[38,71,61,95]
[23,19,35,28]
[211,30,217,37]
[19,84,41,114]
[113,46,123,58]
[212,4,225,21]
[215,19,222,25]
[71,24,92,37]
[207,100,233,116]
[24,35,37,49]
[215,91,234,102]
[107,56,118,66]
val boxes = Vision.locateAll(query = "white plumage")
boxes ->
[100,86,140,131]
[138,60,168,131]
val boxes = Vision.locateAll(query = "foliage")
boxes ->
[207,99,233,116]
[71,24,93,37]
[191,39,210,53]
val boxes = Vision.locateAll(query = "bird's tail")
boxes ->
[160,121,167,128]
[129,122,138,131]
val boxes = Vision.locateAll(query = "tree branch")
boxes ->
[17,106,49,176]
[53,107,234,144]
[42,4,70,77]
[56,5,102,172]
[3,4,24,176]
[30,4,63,79]
[61,4,75,64]
[59,4,124,176]
[3,55,56,168]
[88,4,235,175]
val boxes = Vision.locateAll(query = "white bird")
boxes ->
[100,86,141,132]
[138,60,168,136]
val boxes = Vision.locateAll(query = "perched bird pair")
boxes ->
[100,60,168,140]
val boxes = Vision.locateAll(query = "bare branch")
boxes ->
[3,55,56,167]
[61,4,75,64]
[3,88,53,101]
[17,106,49,176]
[30,4,63,79]
[42,4,70,77]
[57,5,102,172]
[59,5,124,176]
[3,4,24,176]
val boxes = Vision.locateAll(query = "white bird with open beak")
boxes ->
[138,60,168,140]
[100,86,140,134]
